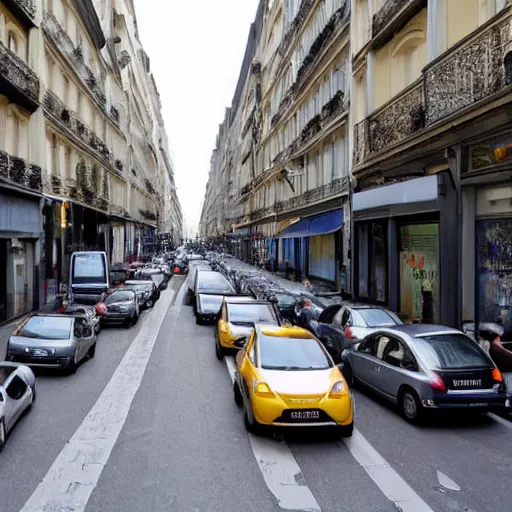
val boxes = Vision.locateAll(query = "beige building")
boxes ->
[201,0,352,288]
[351,0,512,329]
[0,0,181,320]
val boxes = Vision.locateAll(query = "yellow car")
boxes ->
[233,324,354,437]
[215,297,283,360]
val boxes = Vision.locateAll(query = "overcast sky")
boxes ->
[133,0,260,237]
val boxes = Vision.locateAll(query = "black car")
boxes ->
[194,271,236,324]
[102,288,140,328]
[125,280,160,308]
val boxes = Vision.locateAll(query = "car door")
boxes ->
[74,318,89,362]
[4,374,30,430]
[351,335,379,385]
[376,336,420,401]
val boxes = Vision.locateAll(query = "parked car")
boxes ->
[194,271,236,323]
[0,363,36,451]
[215,297,282,359]
[62,304,101,334]
[137,268,168,290]
[102,288,140,327]
[342,324,508,422]
[323,303,403,341]
[69,251,109,305]
[233,325,353,437]
[6,313,97,373]
[126,279,160,307]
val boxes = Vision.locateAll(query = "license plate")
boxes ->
[290,410,320,420]
[452,379,482,388]
[33,349,49,356]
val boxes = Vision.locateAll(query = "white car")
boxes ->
[0,362,36,451]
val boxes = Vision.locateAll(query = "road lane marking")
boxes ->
[436,470,461,491]
[20,289,175,512]
[342,430,434,512]
[488,412,512,429]
[224,356,321,511]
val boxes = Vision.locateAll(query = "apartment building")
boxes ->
[0,0,182,323]
[201,0,352,288]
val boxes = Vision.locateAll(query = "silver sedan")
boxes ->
[342,324,508,422]
[0,362,36,451]
[6,313,97,373]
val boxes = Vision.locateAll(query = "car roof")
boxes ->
[29,313,76,319]
[227,299,273,307]
[345,303,392,310]
[224,296,258,304]
[255,324,313,339]
[387,324,463,337]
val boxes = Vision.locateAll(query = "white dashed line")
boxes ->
[342,430,434,512]
[20,289,176,512]
[224,356,321,511]
[488,412,512,430]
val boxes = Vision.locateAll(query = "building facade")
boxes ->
[200,0,352,289]
[0,0,182,323]
[351,0,512,330]
[201,0,512,335]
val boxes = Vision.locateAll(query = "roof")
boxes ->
[256,325,313,339]
[224,296,258,304]
[385,324,462,337]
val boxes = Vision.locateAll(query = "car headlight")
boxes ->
[329,381,345,399]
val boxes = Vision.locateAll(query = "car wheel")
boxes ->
[125,317,132,329]
[336,422,354,438]
[233,381,243,408]
[400,388,423,423]
[243,401,262,435]
[31,385,36,403]
[215,333,224,361]
[0,419,6,452]
[88,342,96,359]
[132,313,139,326]
[68,352,78,375]
[146,299,154,308]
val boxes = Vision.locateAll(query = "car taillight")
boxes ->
[345,326,352,338]
[430,372,447,392]
[492,368,503,382]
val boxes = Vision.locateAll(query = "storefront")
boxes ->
[275,209,344,284]
[0,190,42,323]
[461,130,512,339]
[353,173,457,326]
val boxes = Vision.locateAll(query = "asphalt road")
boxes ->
[1,276,511,512]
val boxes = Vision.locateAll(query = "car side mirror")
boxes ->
[337,362,345,372]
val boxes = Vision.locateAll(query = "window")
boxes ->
[357,336,378,356]
[377,336,418,371]
[8,32,18,55]
[51,134,59,175]
[65,147,72,180]
[63,76,70,104]
[227,303,277,324]
[19,316,72,340]
[6,375,28,401]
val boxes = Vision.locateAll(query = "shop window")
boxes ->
[477,219,512,340]
[357,221,387,302]
[399,223,439,324]
[469,135,512,171]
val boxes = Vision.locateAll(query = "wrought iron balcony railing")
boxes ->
[4,0,36,26]
[0,42,39,111]
[0,150,42,192]
[354,9,512,167]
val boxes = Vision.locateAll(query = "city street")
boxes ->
[1,276,511,512]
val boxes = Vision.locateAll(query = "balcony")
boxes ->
[353,8,512,168]
[43,91,123,173]
[0,150,42,193]
[247,177,349,224]
[0,42,39,111]
[43,14,107,110]
[371,0,426,48]
[3,0,36,27]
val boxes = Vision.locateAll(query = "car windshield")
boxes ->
[197,272,233,293]
[18,316,72,340]
[259,335,331,370]
[228,304,276,324]
[274,293,295,306]
[354,309,399,327]
[414,334,492,369]
[72,253,106,283]
[106,291,134,304]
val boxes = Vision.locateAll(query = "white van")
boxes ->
[69,251,109,305]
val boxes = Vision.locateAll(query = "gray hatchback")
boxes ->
[342,324,508,422]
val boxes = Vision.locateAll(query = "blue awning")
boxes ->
[275,209,343,239]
